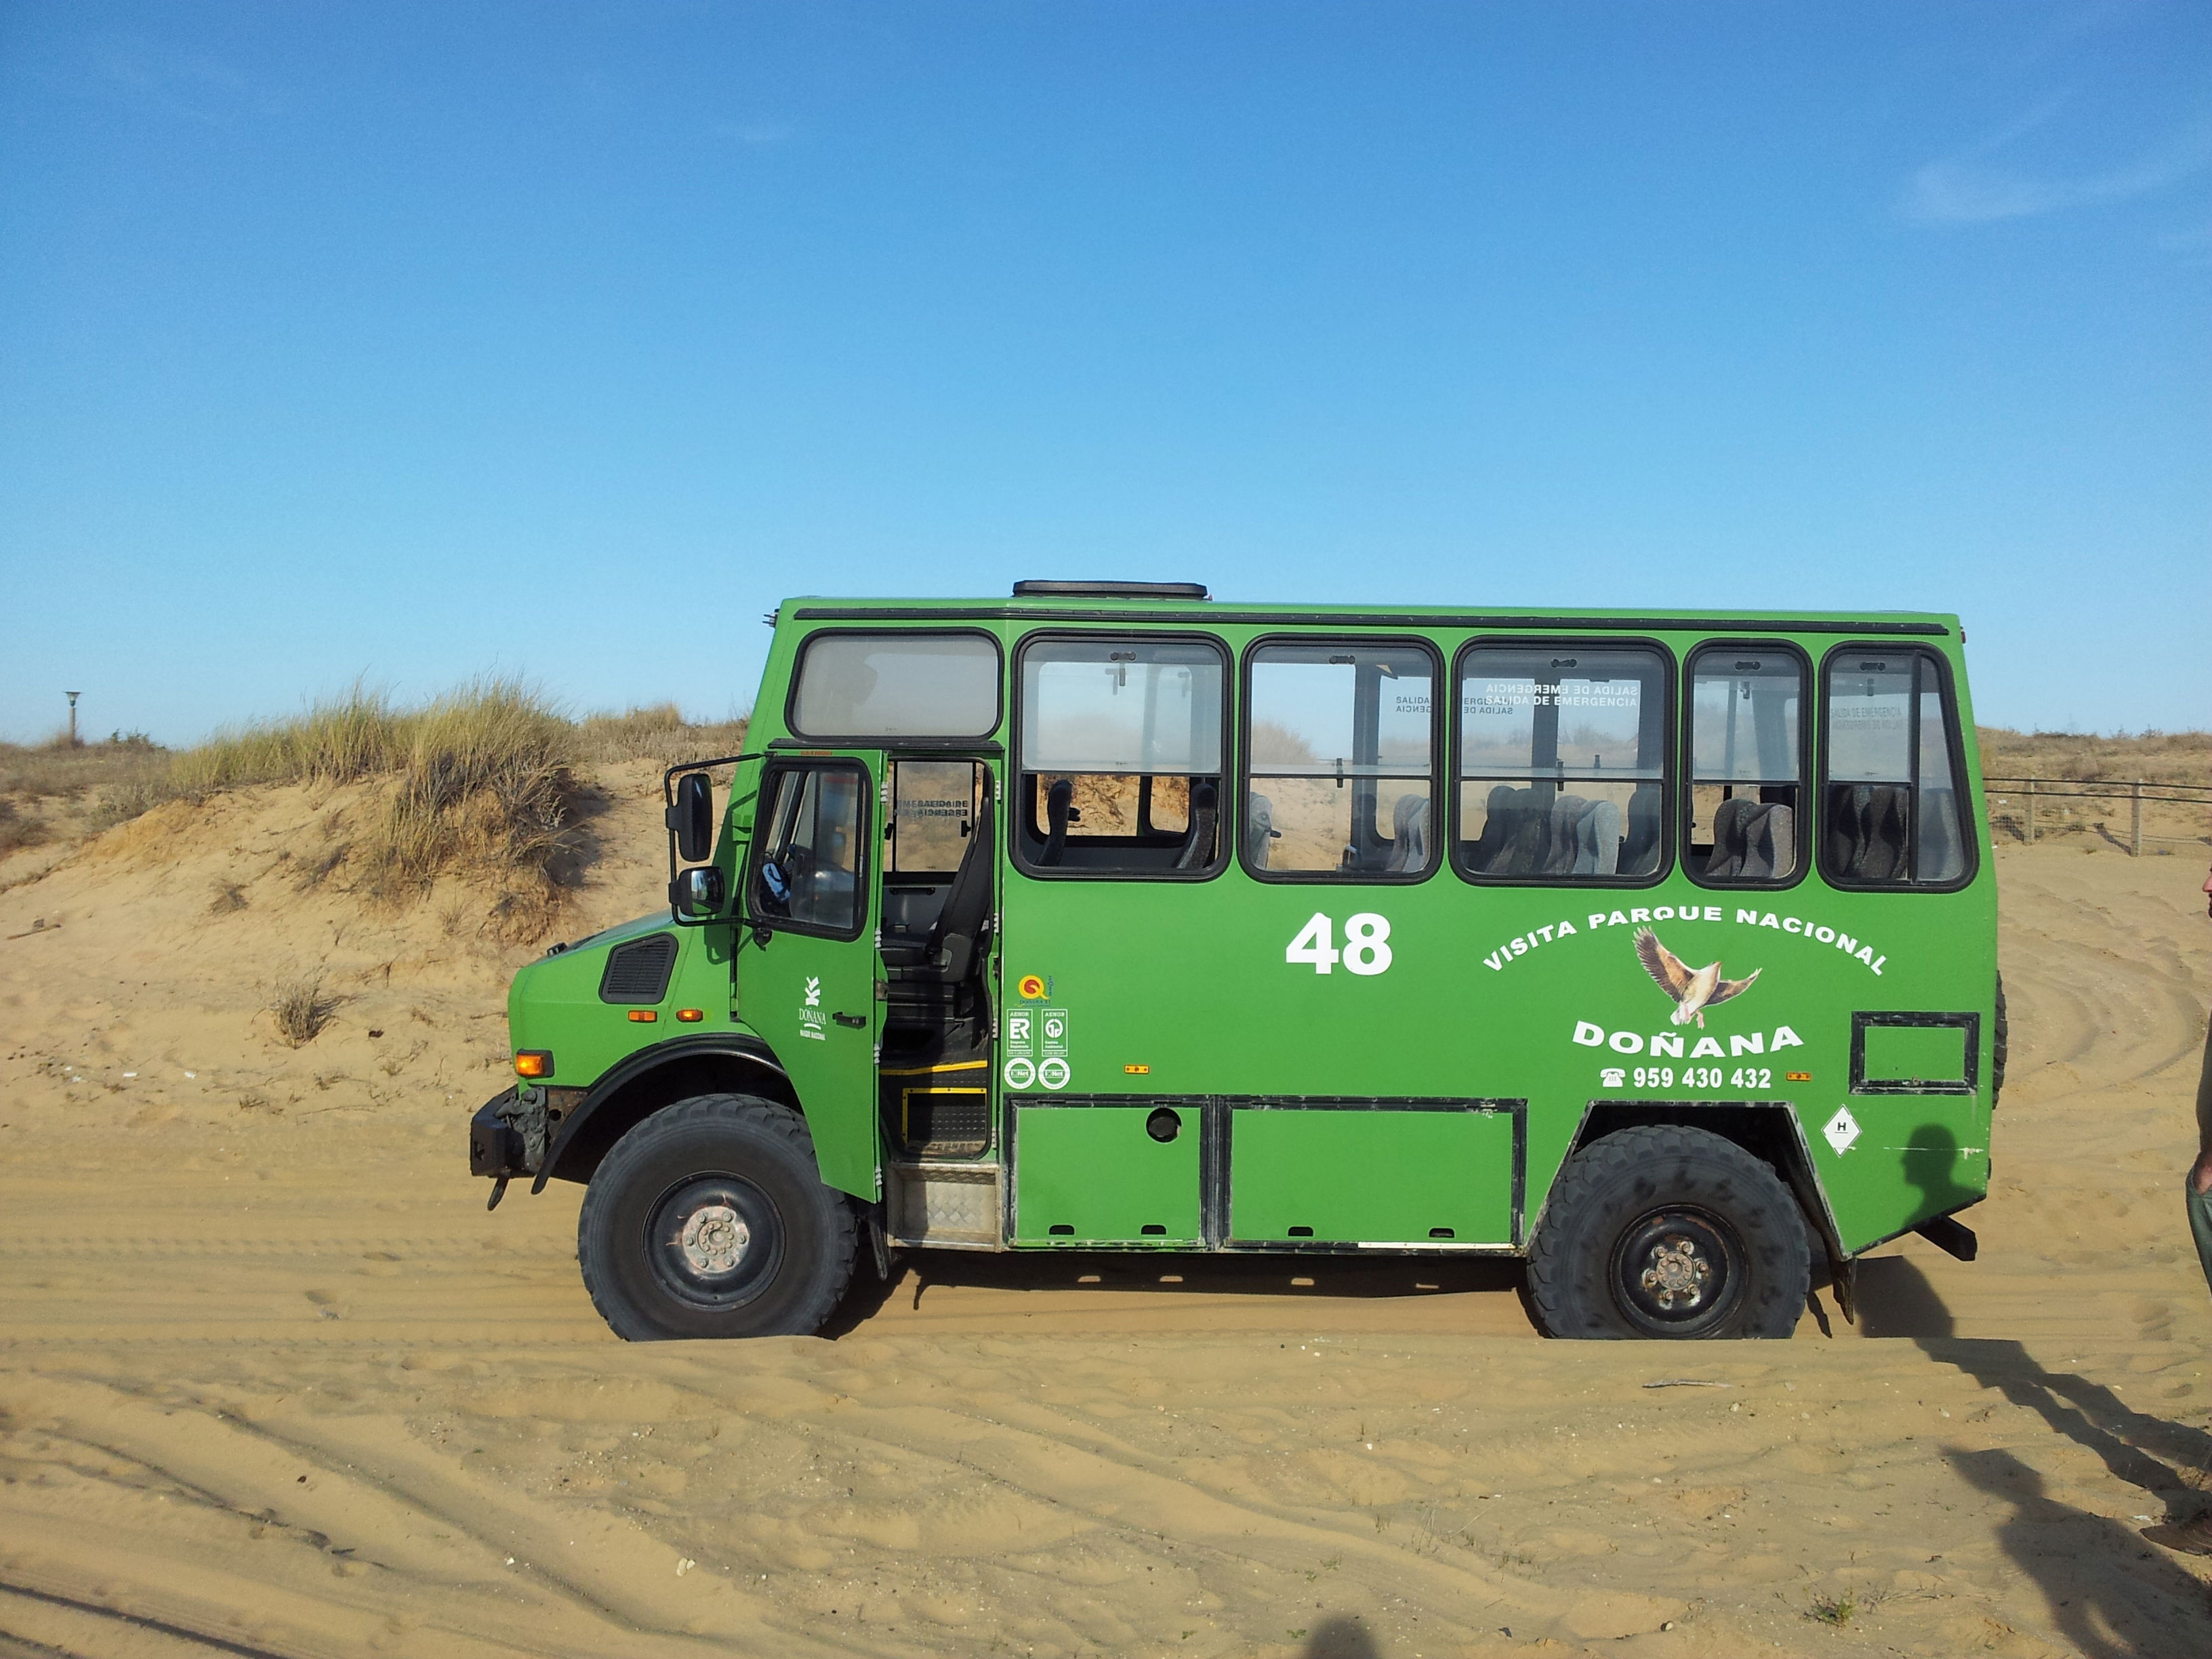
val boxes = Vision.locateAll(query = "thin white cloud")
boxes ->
[1903,109,2212,224]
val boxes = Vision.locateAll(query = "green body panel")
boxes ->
[1014,1104,1202,1242]
[732,921,880,1199]
[501,596,1998,1263]
[1229,1108,1515,1244]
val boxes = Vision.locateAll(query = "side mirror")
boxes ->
[669,863,725,916]
[668,772,714,863]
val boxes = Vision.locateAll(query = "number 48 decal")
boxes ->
[1286,912,1393,976]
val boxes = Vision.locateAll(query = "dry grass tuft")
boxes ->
[348,680,581,906]
[173,683,407,793]
[270,972,343,1047]
[575,703,749,766]
[0,798,43,856]
[209,879,248,914]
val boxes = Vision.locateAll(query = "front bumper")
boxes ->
[468,1086,546,1179]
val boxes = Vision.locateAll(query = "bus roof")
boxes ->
[779,592,1957,638]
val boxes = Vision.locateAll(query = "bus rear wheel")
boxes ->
[578,1093,857,1340]
[1527,1124,1807,1340]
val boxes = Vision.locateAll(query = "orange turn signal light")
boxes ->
[514,1050,553,1079]
[628,1010,657,1023]
[676,1008,704,1023]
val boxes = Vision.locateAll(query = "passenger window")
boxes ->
[1456,645,1666,882]
[790,632,1000,739]
[748,764,867,936]
[1244,642,1435,878]
[1015,637,1225,876]
[1685,648,1803,885]
[1822,650,1968,886]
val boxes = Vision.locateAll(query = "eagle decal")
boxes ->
[1633,927,1759,1027]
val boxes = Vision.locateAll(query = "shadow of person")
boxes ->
[1899,1119,1980,1220]
[1948,1448,2212,1657]
[1300,1615,1380,1659]
[1919,1334,2212,1522]
[1856,1254,1957,1338]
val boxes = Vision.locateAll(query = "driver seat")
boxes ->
[880,787,995,983]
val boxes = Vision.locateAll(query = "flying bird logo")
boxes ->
[1634,927,1759,1027]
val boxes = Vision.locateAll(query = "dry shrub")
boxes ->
[577,703,748,766]
[0,798,44,855]
[209,879,248,914]
[270,972,342,1047]
[349,680,581,909]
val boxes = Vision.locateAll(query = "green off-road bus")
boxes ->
[470,582,2001,1341]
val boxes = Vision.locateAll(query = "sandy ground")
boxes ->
[1,777,2209,1658]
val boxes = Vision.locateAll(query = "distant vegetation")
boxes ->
[0,687,749,933]
[1976,726,2212,790]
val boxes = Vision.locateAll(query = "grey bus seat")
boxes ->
[882,789,995,982]
[1246,791,1276,869]
[1826,784,1910,882]
[1544,794,1591,876]
[1620,783,1662,874]
[1572,797,1621,875]
[1040,778,1073,866]
[1705,796,1758,880]
[1173,780,1218,870]
[1466,785,1521,872]
[1706,796,1796,881]
[1382,793,1431,873]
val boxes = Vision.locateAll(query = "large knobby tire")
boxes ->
[577,1093,857,1340]
[1526,1125,1809,1340]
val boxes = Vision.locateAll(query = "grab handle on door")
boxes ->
[832,1011,867,1028]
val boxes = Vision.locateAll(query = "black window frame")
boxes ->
[783,626,1004,747]
[1008,628,1233,883]
[1679,637,1813,894]
[1447,634,1675,890]
[742,758,874,941]
[1237,632,1445,886]
[1816,642,1978,894]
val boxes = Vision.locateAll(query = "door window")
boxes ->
[747,764,869,937]
[1685,646,1805,885]
[1821,649,1969,886]
[1015,636,1227,876]
[1244,642,1437,878]
[1454,644,1668,882]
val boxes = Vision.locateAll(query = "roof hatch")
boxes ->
[1010,580,1209,600]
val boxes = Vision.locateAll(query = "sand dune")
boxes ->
[2,773,2208,1656]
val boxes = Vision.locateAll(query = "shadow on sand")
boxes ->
[1860,1252,2212,1652]
[822,1248,1525,1336]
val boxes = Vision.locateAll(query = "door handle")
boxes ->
[832,1011,867,1029]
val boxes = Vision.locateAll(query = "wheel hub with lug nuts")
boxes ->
[679,1204,750,1275]
[1639,1234,1711,1311]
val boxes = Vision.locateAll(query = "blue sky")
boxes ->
[1,1,2206,743]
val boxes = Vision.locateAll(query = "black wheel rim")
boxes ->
[643,1172,785,1311]
[1608,1206,1746,1336]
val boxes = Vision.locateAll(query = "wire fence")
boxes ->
[1982,775,2212,855]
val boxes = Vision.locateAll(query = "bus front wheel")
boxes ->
[1527,1125,1808,1340]
[577,1093,857,1340]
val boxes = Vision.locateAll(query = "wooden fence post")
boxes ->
[2131,780,2143,857]
[2026,779,2036,844]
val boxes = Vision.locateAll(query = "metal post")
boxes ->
[2131,780,2143,857]
[2025,778,2036,844]
[64,691,80,748]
